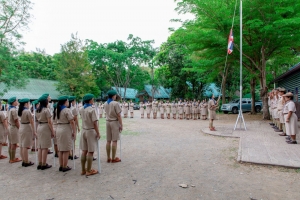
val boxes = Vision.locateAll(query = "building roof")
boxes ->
[0,78,60,100]
[144,85,170,99]
[273,62,300,82]
[112,87,138,99]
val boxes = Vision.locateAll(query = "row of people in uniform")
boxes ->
[0,94,103,176]
[268,88,299,144]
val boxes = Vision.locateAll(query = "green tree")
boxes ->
[55,34,99,99]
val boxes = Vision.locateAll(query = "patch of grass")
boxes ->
[295,168,300,173]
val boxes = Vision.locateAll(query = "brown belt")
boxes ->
[58,123,70,125]
[83,128,94,130]
[39,122,48,124]
[284,112,296,115]
[21,122,30,124]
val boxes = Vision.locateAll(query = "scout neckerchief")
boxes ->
[107,98,113,105]
[61,105,67,110]
[84,103,92,109]
[8,105,16,111]
[210,98,216,105]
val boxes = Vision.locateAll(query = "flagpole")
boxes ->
[234,0,247,131]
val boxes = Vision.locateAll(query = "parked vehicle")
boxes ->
[221,98,262,114]
[133,103,140,110]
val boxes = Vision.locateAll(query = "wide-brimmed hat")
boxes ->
[282,92,293,97]
[278,88,286,92]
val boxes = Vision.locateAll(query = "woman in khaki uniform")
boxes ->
[140,102,145,118]
[18,98,36,167]
[56,96,76,172]
[146,101,152,119]
[178,101,183,119]
[152,100,158,119]
[123,101,128,118]
[197,100,201,119]
[36,95,54,170]
[171,101,177,119]
[99,102,103,118]
[159,101,165,119]
[277,88,286,136]
[183,100,187,119]
[208,94,220,131]
[0,101,8,159]
[185,101,191,120]
[52,103,59,157]
[166,101,171,119]
[68,96,80,160]
[129,101,134,118]
[283,92,298,144]
[8,97,22,163]
[202,100,208,120]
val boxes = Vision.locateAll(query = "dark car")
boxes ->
[133,103,140,110]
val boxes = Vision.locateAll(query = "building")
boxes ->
[0,78,60,101]
[111,87,138,101]
[137,85,171,102]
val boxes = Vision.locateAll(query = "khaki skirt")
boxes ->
[8,125,19,144]
[37,123,52,149]
[53,124,58,145]
[140,108,144,115]
[0,124,5,144]
[284,113,298,136]
[56,124,72,151]
[19,124,33,148]
[209,109,216,120]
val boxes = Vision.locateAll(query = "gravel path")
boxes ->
[1,112,300,200]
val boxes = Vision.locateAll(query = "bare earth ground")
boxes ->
[1,111,300,200]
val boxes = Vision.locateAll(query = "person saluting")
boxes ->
[104,90,123,163]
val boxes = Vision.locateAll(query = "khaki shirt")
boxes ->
[82,106,98,129]
[37,108,52,122]
[0,111,7,123]
[8,107,18,125]
[20,109,32,123]
[57,108,73,124]
[208,99,217,111]
[104,101,122,121]
[277,96,284,111]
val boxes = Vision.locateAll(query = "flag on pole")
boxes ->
[227,29,234,54]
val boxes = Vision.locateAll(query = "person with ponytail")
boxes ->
[56,96,76,172]
[7,97,22,163]
[18,98,36,167]
[52,103,59,157]
[36,95,54,170]
[68,96,80,160]
[0,101,8,159]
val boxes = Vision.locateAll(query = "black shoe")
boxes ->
[69,155,79,160]
[22,162,25,167]
[269,123,275,125]
[62,166,72,172]
[59,167,63,171]
[37,165,42,170]
[41,164,52,170]
[48,151,53,155]
[93,157,97,161]
[24,162,34,167]
[55,153,58,158]
[286,140,297,144]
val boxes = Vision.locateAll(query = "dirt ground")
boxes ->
[1,111,300,200]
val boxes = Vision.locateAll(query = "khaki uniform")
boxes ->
[80,106,98,152]
[123,103,128,116]
[283,101,298,136]
[268,97,272,118]
[129,103,134,113]
[19,109,33,148]
[56,108,74,151]
[208,99,217,120]
[53,112,58,145]
[273,96,279,119]
[140,103,145,117]
[277,96,285,124]
[152,102,158,114]
[159,103,164,114]
[166,103,171,114]
[104,101,121,141]
[99,104,103,115]
[37,108,52,149]
[0,111,6,144]
[202,102,208,116]
[8,107,19,144]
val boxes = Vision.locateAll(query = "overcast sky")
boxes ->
[22,0,194,55]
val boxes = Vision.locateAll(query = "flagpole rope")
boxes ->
[221,0,239,95]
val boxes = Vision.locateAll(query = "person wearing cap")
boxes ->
[80,93,101,176]
[152,99,158,119]
[268,92,274,126]
[146,101,152,119]
[104,90,122,164]
[36,95,54,170]
[56,96,76,172]
[171,101,177,119]
[7,97,22,163]
[18,98,36,167]
[68,96,80,160]
[99,102,103,118]
[122,101,128,118]
[52,103,59,157]
[276,88,287,135]
[178,100,183,120]
[140,101,145,118]
[272,89,280,130]
[283,92,298,144]
[208,94,220,131]
[0,101,8,159]
[31,100,39,152]
[202,99,208,120]
[159,100,165,119]
[129,100,134,118]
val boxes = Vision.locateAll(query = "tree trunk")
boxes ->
[221,65,229,104]
[259,47,270,120]
[250,77,256,114]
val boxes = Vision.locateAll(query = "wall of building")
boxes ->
[278,71,300,102]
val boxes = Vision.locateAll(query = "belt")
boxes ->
[284,112,296,115]
[9,124,16,126]
[83,128,94,130]
[106,120,118,122]
[21,122,30,124]
[58,123,70,125]
[39,122,48,124]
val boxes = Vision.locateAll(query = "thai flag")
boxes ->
[227,29,234,54]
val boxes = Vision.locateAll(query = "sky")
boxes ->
[22,0,194,55]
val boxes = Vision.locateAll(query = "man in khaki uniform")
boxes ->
[104,90,123,163]
[277,88,287,136]
[8,97,22,163]
[80,94,101,176]
[129,100,134,118]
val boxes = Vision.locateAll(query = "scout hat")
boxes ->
[83,94,95,101]
[19,98,30,103]
[278,88,286,92]
[68,96,76,102]
[107,90,117,96]
[32,100,39,105]
[58,96,69,101]
[282,92,293,97]
[38,95,48,102]
[8,97,17,104]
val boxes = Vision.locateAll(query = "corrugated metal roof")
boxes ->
[277,72,300,102]
[0,78,60,100]
[112,87,138,99]
[144,85,170,99]
[273,62,300,82]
